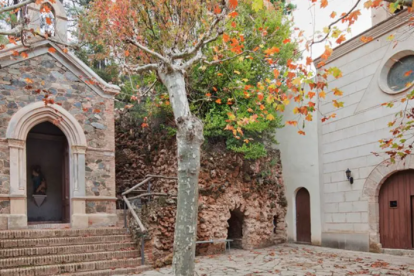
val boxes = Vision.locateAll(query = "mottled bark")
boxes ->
[158,69,204,276]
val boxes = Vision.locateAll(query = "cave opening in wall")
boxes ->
[227,208,244,249]
[26,122,70,224]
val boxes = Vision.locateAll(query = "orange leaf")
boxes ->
[63,48,68,53]
[404,70,413,77]
[283,38,291,44]
[273,69,280,79]
[46,17,52,25]
[257,92,264,101]
[125,50,130,57]
[48,47,56,53]
[215,99,222,104]
[330,11,337,18]
[20,52,28,58]
[223,33,230,43]
[214,5,221,14]
[229,11,238,18]
[306,57,313,66]
[229,0,238,9]
[93,109,101,113]
[286,121,298,126]
[360,36,373,43]
[336,34,346,44]
[298,130,306,135]
[319,91,326,99]
[12,50,19,56]
[320,0,328,8]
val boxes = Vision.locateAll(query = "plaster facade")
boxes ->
[280,7,414,252]
[315,9,414,251]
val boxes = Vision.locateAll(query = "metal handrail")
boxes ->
[122,175,178,265]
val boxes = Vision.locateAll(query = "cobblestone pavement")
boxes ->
[137,244,414,275]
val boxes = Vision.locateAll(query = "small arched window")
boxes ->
[39,3,55,37]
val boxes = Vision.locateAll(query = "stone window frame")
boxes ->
[362,156,414,252]
[5,102,87,228]
[378,50,414,95]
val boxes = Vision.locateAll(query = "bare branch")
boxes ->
[125,37,168,63]
[127,63,159,73]
[311,0,361,46]
[0,0,35,13]
[172,10,226,60]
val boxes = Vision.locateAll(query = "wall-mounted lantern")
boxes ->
[346,168,354,184]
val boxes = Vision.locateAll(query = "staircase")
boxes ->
[0,227,151,276]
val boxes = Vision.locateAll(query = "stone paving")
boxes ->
[137,244,414,275]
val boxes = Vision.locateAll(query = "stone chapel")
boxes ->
[0,0,120,230]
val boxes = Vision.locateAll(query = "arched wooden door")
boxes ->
[296,188,311,243]
[379,170,414,249]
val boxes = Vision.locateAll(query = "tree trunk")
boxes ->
[158,69,204,276]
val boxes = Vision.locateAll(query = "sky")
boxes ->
[290,0,373,59]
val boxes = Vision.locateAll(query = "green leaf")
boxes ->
[252,0,264,11]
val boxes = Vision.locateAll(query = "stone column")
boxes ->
[71,145,88,228]
[8,139,27,229]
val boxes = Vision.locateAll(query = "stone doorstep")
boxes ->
[383,248,414,257]
[0,227,127,239]
[0,242,137,258]
[0,258,144,276]
[0,250,140,268]
[0,234,132,248]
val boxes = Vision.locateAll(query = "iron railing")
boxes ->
[122,175,177,265]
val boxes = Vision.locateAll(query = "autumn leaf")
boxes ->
[336,34,346,44]
[273,69,280,79]
[266,114,275,121]
[306,57,312,66]
[319,91,326,99]
[321,45,333,60]
[25,78,33,83]
[298,130,306,135]
[229,11,238,18]
[286,121,298,126]
[404,70,413,77]
[332,88,343,96]
[48,47,56,53]
[333,100,344,108]
[214,5,221,14]
[21,52,28,58]
[257,92,264,101]
[229,0,238,9]
[12,50,19,56]
[330,11,337,18]
[223,33,230,42]
[125,50,130,57]
[283,38,291,44]
[206,93,211,97]
[252,0,264,11]
[360,36,373,43]
[320,0,328,8]
[215,99,222,104]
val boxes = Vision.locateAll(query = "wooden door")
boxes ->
[62,141,70,223]
[296,188,311,243]
[379,170,414,249]
[412,196,414,248]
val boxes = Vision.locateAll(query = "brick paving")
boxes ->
[138,244,414,275]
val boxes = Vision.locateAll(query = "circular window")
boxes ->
[387,55,414,92]
[379,51,414,95]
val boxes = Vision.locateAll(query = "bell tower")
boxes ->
[26,0,68,43]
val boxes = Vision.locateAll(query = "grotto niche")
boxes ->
[227,208,245,249]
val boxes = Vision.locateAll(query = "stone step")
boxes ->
[0,227,127,239]
[0,234,132,248]
[0,250,140,268]
[0,258,144,276]
[69,266,152,276]
[0,241,137,258]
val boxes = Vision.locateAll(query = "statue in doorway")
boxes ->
[39,4,55,37]
[32,165,47,195]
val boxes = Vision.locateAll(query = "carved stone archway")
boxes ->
[362,155,414,252]
[6,102,87,229]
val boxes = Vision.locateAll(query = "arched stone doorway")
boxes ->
[296,187,311,243]
[26,122,70,224]
[379,170,414,249]
[362,156,414,252]
[6,102,87,229]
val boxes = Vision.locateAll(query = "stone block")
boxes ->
[345,191,361,202]
[88,213,117,228]
[72,214,88,229]
[346,213,361,223]
[324,203,338,213]
[338,202,352,213]
[332,213,346,223]
[352,201,368,212]
[8,214,27,229]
